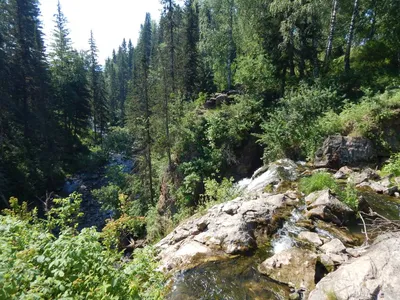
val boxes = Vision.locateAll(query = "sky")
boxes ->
[39,0,163,63]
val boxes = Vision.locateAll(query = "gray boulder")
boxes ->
[315,136,377,169]
[258,248,318,293]
[155,193,294,272]
[309,232,400,300]
[305,190,354,224]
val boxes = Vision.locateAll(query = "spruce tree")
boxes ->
[88,31,109,142]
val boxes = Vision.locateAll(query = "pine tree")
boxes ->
[183,0,200,99]
[88,31,109,142]
[49,1,91,139]
[127,13,155,205]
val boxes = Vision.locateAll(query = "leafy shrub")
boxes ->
[92,184,121,213]
[101,214,146,250]
[235,41,277,95]
[0,196,166,299]
[198,177,241,213]
[382,152,400,176]
[316,89,400,147]
[102,126,134,156]
[145,206,175,243]
[299,172,339,195]
[47,192,83,231]
[342,182,359,211]
[258,84,340,162]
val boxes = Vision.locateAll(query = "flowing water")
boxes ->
[167,189,400,300]
[168,208,309,300]
[167,251,290,300]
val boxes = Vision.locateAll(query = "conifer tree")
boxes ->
[49,1,91,139]
[88,31,109,142]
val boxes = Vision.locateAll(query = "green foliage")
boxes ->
[198,177,240,212]
[145,206,175,244]
[101,215,146,250]
[234,42,277,95]
[342,182,359,211]
[0,195,166,299]
[299,172,339,195]
[47,192,83,231]
[382,152,400,177]
[316,89,400,150]
[92,184,120,212]
[258,84,340,161]
[102,127,134,156]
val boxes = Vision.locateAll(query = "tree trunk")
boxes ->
[289,28,295,76]
[312,15,319,77]
[299,21,307,78]
[162,60,172,169]
[226,0,234,90]
[144,67,154,205]
[368,0,377,40]
[344,0,359,73]
[324,0,339,67]
[168,0,175,93]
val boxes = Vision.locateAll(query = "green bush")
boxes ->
[299,172,339,195]
[198,177,241,213]
[102,126,134,156]
[258,84,340,162]
[0,196,166,299]
[316,89,400,145]
[92,184,120,212]
[382,152,400,176]
[342,182,359,211]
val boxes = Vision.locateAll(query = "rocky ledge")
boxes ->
[155,192,298,272]
[309,232,400,300]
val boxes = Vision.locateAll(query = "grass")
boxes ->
[299,172,339,195]
[300,172,359,211]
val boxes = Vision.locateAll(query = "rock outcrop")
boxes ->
[314,136,377,168]
[155,193,296,272]
[305,189,354,225]
[309,232,400,300]
[258,248,319,292]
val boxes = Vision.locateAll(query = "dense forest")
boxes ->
[1,0,400,298]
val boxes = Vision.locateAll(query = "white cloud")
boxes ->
[39,0,162,63]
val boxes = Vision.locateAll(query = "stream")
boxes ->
[167,190,400,300]
[61,153,134,230]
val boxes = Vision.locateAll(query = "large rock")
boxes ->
[258,248,319,293]
[156,193,294,271]
[309,232,400,300]
[314,136,377,169]
[298,231,323,247]
[305,190,354,224]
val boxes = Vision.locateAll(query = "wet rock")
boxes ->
[314,135,377,169]
[305,190,354,224]
[306,206,342,225]
[298,231,323,246]
[358,181,398,196]
[320,238,346,254]
[258,248,318,293]
[156,193,292,272]
[309,232,400,300]
[314,220,360,246]
[215,93,228,106]
[334,170,346,180]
